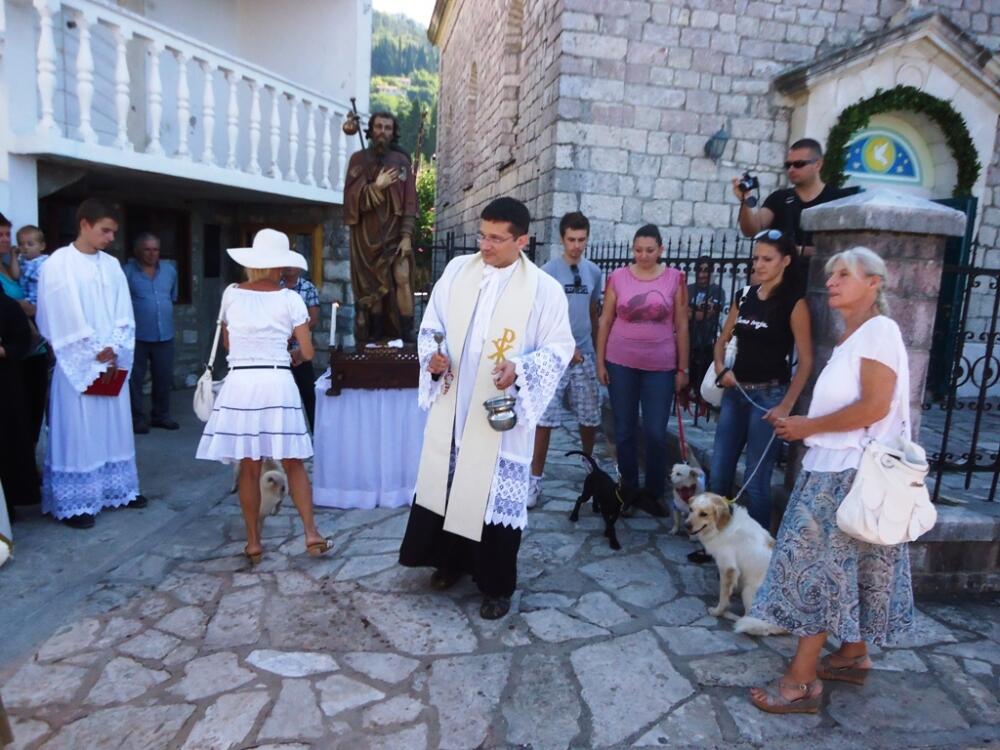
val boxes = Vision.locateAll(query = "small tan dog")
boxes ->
[684,492,786,636]
[231,458,288,521]
[669,462,705,534]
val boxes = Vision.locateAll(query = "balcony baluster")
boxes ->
[33,0,60,136]
[248,79,262,175]
[174,49,190,159]
[269,86,281,178]
[146,40,165,155]
[321,108,333,190]
[225,70,239,170]
[200,61,215,165]
[304,100,317,186]
[74,9,97,144]
[287,94,300,182]
[112,24,133,151]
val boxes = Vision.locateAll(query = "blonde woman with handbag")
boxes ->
[747,246,916,714]
[196,229,330,565]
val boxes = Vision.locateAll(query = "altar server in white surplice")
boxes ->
[36,199,141,529]
[399,197,574,620]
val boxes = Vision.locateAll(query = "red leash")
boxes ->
[675,398,689,463]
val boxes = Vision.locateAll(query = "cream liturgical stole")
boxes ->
[415,253,538,541]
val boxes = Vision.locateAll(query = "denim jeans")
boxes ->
[606,362,675,500]
[130,339,174,423]
[708,384,786,528]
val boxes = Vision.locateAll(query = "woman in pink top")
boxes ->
[596,224,689,511]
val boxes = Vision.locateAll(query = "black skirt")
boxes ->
[399,501,523,597]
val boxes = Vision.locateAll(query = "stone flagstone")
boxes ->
[156,605,209,639]
[635,694,724,747]
[41,705,195,749]
[654,625,756,656]
[724,694,822,744]
[342,652,420,684]
[168,652,255,701]
[522,608,609,642]
[572,591,632,628]
[826,670,968,732]
[86,656,169,705]
[316,674,386,716]
[247,649,339,677]
[357,592,478,655]
[504,652,581,750]
[430,653,512,749]
[204,585,266,648]
[571,630,693,747]
[689,648,786,687]
[181,690,270,750]
[3,662,88,708]
[362,695,424,727]
[368,724,429,750]
[37,619,100,662]
[580,552,676,607]
[259,679,325,741]
[927,654,1000,726]
[117,629,181,660]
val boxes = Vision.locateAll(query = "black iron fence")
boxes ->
[426,230,998,499]
[922,243,999,503]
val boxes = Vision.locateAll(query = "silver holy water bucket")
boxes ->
[483,395,518,432]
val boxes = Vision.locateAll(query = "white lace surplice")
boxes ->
[418,255,574,530]
[36,246,139,518]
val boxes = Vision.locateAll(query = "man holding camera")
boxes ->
[732,138,857,255]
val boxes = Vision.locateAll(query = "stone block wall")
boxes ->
[433,0,1000,271]
[433,0,563,246]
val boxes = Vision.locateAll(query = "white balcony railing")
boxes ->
[13,0,361,203]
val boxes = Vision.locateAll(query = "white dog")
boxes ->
[669,462,705,534]
[685,492,786,636]
[231,458,288,522]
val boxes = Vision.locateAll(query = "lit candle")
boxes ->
[331,302,339,345]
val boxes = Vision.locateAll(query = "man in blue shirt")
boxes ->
[124,232,178,433]
[530,212,603,507]
[281,261,321,431]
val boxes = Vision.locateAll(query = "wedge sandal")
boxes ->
[817,653,871,685]
[750,678,823,715]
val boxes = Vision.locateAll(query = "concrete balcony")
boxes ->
[7,0,363,204]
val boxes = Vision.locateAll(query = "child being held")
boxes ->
[16,225,47,308]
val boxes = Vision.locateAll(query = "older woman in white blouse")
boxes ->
[748,247,915,714]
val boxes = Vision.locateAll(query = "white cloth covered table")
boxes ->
[312,372,426,508]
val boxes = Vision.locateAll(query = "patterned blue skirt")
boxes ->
[750,469,914,645]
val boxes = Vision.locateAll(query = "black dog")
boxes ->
[567,451,627,550]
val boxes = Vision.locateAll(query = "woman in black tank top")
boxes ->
[705,231,814,530]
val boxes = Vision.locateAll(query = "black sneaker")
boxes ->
[133,421,150,435]
[429,568,463,591]
[63,513,96,529]
[151,418,180,430]
[125,494,149,509]
[479,595,511,620]
[687,549,713,564]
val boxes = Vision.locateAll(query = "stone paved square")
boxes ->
[1,415,998,749]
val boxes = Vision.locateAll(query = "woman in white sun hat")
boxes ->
[196,228,331,564]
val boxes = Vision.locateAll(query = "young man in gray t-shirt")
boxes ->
[530,212,603,507]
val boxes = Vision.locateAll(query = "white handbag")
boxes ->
[193,285,235,422]
[836,427,937,546]
[699,285,749,408]
[700,336,736,407]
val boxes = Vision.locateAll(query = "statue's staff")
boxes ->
[342,97,367,150]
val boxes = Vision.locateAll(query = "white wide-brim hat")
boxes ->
[227,228,307,270]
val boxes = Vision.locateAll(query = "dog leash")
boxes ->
[674,398,689,463]
[727,380,780,507]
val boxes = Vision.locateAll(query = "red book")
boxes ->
[84,369,128,396]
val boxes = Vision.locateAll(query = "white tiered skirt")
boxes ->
[196,368,312,464]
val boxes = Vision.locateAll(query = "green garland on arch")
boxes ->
[822,84,981,197]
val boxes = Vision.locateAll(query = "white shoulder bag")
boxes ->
[700,285,749,408]
[836,406,937,545]
[193,285,236,422]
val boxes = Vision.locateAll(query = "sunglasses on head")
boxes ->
[784,158,818,170]
[753,229,784,242]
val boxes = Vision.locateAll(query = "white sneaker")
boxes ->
[527,474,542,509]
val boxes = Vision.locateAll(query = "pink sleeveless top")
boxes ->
[605,266,682,372]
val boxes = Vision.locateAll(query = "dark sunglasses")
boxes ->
[753,229,784,242]
[784,158,818,170]
[570,264,582,289]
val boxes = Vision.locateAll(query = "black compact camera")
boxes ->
[737,171,759,207]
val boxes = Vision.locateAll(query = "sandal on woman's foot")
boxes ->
[244,547,263,566]
[817,653,871,685]
[306,538,333,557]
[750,679,822,714]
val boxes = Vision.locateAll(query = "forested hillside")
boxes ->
[370,11,438,164]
